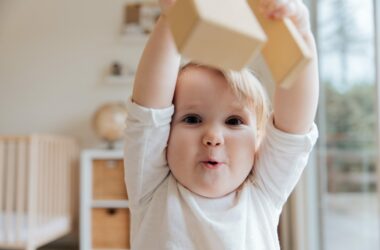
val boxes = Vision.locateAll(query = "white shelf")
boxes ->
[92,200,129,208]
[105,75,134,86]
[80,149,127,250]
[122,34,148,44]
[121,26,148,44]
[81,149,123,159]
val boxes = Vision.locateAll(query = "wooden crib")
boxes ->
[0,135,78,250]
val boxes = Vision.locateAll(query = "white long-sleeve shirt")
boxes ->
[124,99,318,250]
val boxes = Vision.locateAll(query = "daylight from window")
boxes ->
[316,0,379,249]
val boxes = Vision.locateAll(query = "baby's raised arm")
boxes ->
[132,0,181,109]
[124,1,180,208]
[253,0,319,210]
[261,0,319,133]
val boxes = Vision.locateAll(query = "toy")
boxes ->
[165,0,267,71]
[247,0,312,88]
[165,0,312,88]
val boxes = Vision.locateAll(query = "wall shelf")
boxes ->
[92,200,129,208]
[121,33,148,45]
[105,75,134,86]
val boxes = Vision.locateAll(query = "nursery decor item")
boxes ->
[92,102,128,148]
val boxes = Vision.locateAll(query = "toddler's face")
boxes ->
[167,66,257,198]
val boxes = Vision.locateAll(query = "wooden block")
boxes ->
[166,0,267,71]
[247,0,312,88]
[92,159,128,200]
[92,208,130,249]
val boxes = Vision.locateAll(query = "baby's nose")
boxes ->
[202,129,224,147]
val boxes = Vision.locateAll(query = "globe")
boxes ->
[92,102,128,148]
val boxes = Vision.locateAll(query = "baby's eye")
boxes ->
[183,114,202,124]
[226,116,244,126]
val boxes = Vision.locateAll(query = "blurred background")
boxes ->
[314,0,379,249]
[0,0,379,249]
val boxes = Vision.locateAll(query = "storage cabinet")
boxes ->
[92,159,128,200]
[91,208,130,249]
[80,149,130,250]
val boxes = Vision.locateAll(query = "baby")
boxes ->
[124,0,319,249]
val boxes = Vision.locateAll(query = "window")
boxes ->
[314,0,380,249]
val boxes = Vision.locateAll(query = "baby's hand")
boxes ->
[259,0,311,37]
[159,0,176,12]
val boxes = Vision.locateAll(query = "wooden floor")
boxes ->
[40,247,78,250]
[40,243,78,250]
[39,235,78,250]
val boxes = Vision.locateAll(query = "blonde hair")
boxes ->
[179,63,271,145]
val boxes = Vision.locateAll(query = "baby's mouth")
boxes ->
[201,160,222,169]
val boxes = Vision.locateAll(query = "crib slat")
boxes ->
[43,138,48,225]
[0,141,5,240]
[27,135,38,245]
[48,138,54,220]
[45,137,51,224]
[71,142,77,221]
[5,141,16,243]
[57,140,63,217]
[15,139,27,243]
[58,141,64,217]
[42,139,48,226]
[46,138,51,222]
[47,138,52,222]
[68,141,73,218]
[37,138,44,228]
[51,139,56,218]
[38,139,43,226]
[63,142,69,216]
[55,141,61,217]
[61,142,66,216]
[54,138,59,218]
[35,139,40,228]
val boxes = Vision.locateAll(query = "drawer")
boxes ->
[92,159,128,200]
[92,208,130,249]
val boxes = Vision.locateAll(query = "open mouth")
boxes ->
[202,160,221,169]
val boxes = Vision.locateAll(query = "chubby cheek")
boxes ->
[228,133,256,169]
[166,126,197,168]
[247,136,256,164]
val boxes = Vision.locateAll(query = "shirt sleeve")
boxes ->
[123,98,174,208]
[253,115,319,210]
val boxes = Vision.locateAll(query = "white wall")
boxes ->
[0,0,275,246]
[0,0,274,149]
[0,0,143,148]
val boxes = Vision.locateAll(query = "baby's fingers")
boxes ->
[259,0,278,15]
[259,0,297,20]
[259,0,311,36]
[267,4,288,19]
